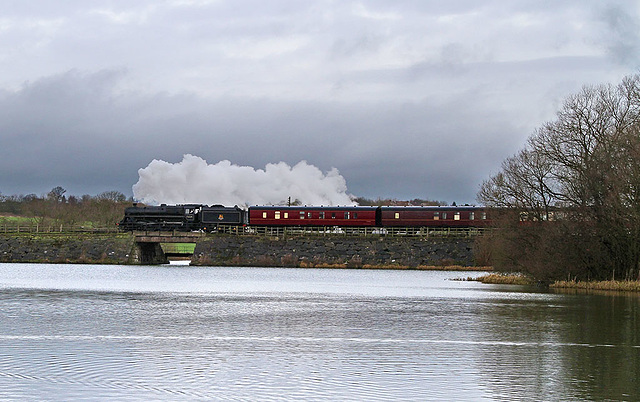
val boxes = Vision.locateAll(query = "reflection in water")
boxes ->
[555,292,640,401]
[0,264,637,400]
[167,259,191,266]
[473,289,640,401]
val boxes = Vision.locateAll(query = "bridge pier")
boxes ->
[135,242,168,264]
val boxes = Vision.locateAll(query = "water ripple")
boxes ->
[0,334,635,349]
[0,264,638,401]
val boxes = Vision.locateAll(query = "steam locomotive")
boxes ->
[118,203,490,231]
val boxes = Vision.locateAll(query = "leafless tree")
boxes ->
[47,186,67,203]
[97,191,127,202]
[479,74,640,281]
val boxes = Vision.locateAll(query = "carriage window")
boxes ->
[433,212,439,220]
[354,213,358,219]
[262,212,267,219]
[308,212,312,218]
[469,212,474,220]
[395,212,400,219]
[275,211,281,219]
[299,211,304,219]
[442,212,448,220]
[481,212,487,220]
[454,212,460,220]
[319,212,325,219]
[332,213,336,219]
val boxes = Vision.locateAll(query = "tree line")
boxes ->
[352,197,445,206]
[0,187,132,228]
[478,74,640,282]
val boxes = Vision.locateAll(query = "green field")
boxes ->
[160,243,197,254]
[0,215,38,224]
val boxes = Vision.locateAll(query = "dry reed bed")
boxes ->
[469,274,640,292]
[469,273,533,285]
[551,280,640,292]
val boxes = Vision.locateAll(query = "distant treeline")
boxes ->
[0,186,132,227]
[352,197,445,206]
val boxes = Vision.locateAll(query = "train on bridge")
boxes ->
[117,203,491,232]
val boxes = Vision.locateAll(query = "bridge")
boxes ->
[133,231,205,264]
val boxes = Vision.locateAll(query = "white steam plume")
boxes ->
[132,154,356,206]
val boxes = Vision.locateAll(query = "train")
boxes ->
[117,203,490,232]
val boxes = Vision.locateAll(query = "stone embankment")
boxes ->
[0,234,135,264]
[190,236,477,268]
[0,233,481,268]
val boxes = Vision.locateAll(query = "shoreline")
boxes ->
[467,273,640,293]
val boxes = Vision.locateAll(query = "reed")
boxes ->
[551,280,640,292]
[472,273,533,285]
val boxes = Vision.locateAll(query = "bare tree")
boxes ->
[97,191,127,202]
[479,74,640,281]
[47,186,67,203]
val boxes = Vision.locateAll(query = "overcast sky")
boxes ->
[1,0,638,204]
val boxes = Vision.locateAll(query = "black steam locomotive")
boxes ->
[117,204,247,231]
[118,203,490,232]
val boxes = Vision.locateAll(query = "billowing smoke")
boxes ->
[132,154,355,206]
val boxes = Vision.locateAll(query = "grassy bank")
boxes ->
[460,273,534,285]
[274,260,490,270]
[465,273,640,292]
[551,280,640,292]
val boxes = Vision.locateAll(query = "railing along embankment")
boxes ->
[205,225,487,237]
[0,223,120,235]
[212,225,487,238]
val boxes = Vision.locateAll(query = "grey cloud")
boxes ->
[598,4,640,67]
[0,1,638,204]
[0,69,521,203]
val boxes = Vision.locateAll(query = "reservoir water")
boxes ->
[0,263,637,401]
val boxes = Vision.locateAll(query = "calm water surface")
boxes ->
[0,263,638,401]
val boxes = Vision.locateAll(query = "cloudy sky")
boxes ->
[1,0,638,204]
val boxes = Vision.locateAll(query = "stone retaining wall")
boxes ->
[0,234,481,267]
[191,235,478,268]
[0,234,135,264]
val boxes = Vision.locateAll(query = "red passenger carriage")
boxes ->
[379,206,489,227]
[249,206,378,226]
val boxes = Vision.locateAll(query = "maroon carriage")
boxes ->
[379,206,489,227]
[249,206,378,226]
